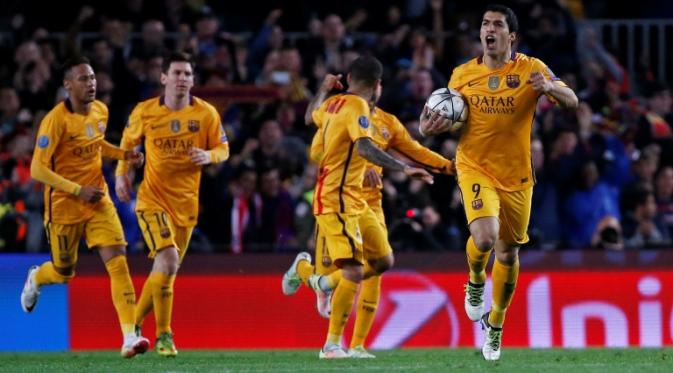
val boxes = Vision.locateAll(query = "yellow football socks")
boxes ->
[296,260,314,286]
[134,278,154,327]
[104,255,136,335]
[326,270,342,289]
[327,277,359,344]
[466,236,489,284]
[34,262,73,285]
[489,259,519,328]
[350,274,381,348]
[148,271,176,336]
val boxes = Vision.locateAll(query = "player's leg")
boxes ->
[349,207,392,358]
[458,172,500,321]
[135,210,182,357]
[88,203,149,358]
[21,222,80,312]
[319,213,364,359]
[481,187,531,361]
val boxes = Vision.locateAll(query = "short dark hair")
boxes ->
[348,55,382,87]
[62,56,91,79]
[162,52,195,73]
[484,4,519,34]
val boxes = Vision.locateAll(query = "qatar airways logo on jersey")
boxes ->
[469,94,516,115]
[72,144,100,159]
[152,138,194,155]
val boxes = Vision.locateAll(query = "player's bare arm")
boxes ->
[356,137,433,184]
[304,74,343,125]
[528,72,578,109]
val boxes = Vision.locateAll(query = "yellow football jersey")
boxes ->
[117,95,229,227]
[311,93,373,215]
[449,53,567,191]
[362,107,452,205]
[32,100,114,224]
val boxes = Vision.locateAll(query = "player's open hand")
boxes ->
[527,71,553,93]
[78,185,105,203]
[419,105,453,136]
[189,147,211,166]
[403,165,434,184]
[124,150,144,168]
[363,168,382,188]
[319,74,344,93]
[115,174,132,203]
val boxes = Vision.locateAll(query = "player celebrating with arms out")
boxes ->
[420,4,577,361]
[21,56,148,358]
[115,52,229,357]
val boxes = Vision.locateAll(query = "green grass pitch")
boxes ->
[1,348,671,372]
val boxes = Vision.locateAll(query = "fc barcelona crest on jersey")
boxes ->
[472,199,483,210]
[506,74,520,88]
[188,120,200,132]
[380,126,390,140]
[488,76,500,91]
[86,123,95,138]
[170,120,180,133]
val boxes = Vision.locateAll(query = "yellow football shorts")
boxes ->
[46,201,127,268]
[315,206,392,273]
[458,170,533,245]
[136,209,193,260]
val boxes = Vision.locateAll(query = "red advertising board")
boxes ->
[69,270,673,349]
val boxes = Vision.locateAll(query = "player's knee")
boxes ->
[340,262,364,283]
[473,235,497,252]
[54,266,76,282]
[154,246,179,275]
[495,245,519,265]
[372,254,394,274]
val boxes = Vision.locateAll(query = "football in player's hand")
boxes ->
[424,88,468,133]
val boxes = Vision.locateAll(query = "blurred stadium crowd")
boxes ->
[0,0,672,253]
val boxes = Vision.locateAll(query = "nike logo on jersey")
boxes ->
[150,124,166,130]
[69,135,78,140]
[468,81,480,87]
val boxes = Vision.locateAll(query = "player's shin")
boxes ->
[489,258,519,328]
[35,262,74,285]
[350,274,381,348]
[134,278,154,327]
[149,271,176,335]
[104,255,136,335]
[466,236,489,284]
[296,260,314,286]
[326,277,359,345]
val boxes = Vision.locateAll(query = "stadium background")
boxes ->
[1,0,672,351]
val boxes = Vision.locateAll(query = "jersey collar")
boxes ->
[477,51,517,64]
[159,94,194,106]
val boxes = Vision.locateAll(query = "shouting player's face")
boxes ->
[480,11,515,57]
[162,61,194,99]
[64,64,96,104]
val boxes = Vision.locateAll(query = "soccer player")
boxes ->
[20,56,149,358]
[420,4,578,360]
[282,56,433,359]
[283,74,454,358]
[115,52,229,357]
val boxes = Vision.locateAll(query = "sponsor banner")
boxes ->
[69,271,673,349]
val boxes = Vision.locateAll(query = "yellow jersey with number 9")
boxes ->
[448,52,567,191]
